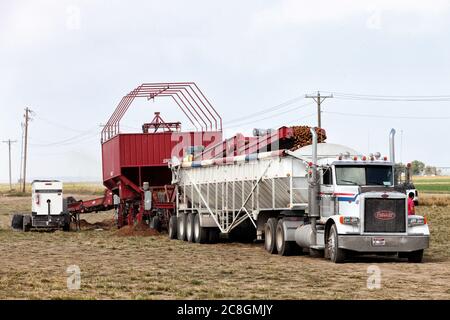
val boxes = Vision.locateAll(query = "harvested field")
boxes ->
[420,194,450,207]
[0,193,449,300]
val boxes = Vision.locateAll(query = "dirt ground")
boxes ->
[0,194,449,300]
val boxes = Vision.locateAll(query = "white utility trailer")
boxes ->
[11,180,70,231]
[168,129,429,263]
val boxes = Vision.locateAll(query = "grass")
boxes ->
[0,182,105,197]
[412,176,450,194]
[420,194,450,206]
[416,185,450,193]
[0,193,449,299]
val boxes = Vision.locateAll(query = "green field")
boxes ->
[416,185,450,193]
[413,176,450,194]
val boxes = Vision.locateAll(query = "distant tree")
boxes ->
[411,160,425,175]
[424,166,437,176]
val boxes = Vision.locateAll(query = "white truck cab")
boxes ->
[314,158,429,262]
[293,129,429,262]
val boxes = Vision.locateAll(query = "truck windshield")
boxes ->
[335,165,393,186]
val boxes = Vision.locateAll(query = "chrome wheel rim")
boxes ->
[276,226,283,251]
[186,217,192,239]
[266,227,272,249]
[328,228,336,260]
[194,218,200,239]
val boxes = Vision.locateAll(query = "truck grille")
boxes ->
[364,198,406,233]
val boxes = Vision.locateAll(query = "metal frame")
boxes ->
[102,82,222,141]
[174,154,309,234]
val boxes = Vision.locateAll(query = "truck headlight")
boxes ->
[408,216,427,227]
[339,216,359,225]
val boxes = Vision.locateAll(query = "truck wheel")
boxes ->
[168,215,177,239]
[208,228,220,243]
[264,218,278,254]
[62,222,70,232]
[193,214,209,243]
[150,216,161,232]
[407,249,424,263]
[276,219,296,256]
[327,224,346,263]
[11,214,24,231]
[22,215,31,232]
[186,213,195,242]
[177,213,187,241]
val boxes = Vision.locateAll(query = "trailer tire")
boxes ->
[11,214,24,231]
[177,213,187,241]
[264,218,278,254]
[150,216,161,232]
[407,249,424,263]
[193,214,209,244]
[168,215,177,239]
[186,213,195,242]
[275,219,296,256]
[327,224,346,263]
[208,228,220,243]
[22,215,31,232]
[62,222,70,232]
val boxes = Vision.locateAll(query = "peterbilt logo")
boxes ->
[374,210,396,221]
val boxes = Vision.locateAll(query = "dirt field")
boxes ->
[0,194,449,300]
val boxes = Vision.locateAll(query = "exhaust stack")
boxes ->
[308,128,320,245]
[295,128,320,249]
[389,129,396,163]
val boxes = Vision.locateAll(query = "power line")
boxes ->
[322,91,450,101]
[323,111,450,120]
[2,139,17,190]
[225,102,314,129]
[29,127,99,147]
[33,114,86,133]
[273,112,317,128]
[224,95,305,125]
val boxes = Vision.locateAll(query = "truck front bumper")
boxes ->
[338,235,429,252]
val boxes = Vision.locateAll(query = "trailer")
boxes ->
[11,180,71,231]
[169,129,430,263]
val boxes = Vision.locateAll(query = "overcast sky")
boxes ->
[1,0,450,183]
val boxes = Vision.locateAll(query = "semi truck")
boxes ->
[11,180,71,231]
[169,129,430,263]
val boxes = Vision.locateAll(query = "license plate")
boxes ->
[372,237,385,246]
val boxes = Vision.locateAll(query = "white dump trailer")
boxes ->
[169,129,429,263]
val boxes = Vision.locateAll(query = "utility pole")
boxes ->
[19,122,24,184]
[2,139,17,190]
[305,91,333,128]
[22,107,33,192]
